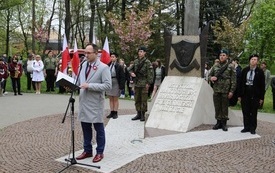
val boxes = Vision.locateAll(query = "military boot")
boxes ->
[221,120,228,131]
[131,111,141,120]
[140,111,145,121]
[212,120,221,130]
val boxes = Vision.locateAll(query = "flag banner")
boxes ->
[100,37,111,64]
[61,35,70,74]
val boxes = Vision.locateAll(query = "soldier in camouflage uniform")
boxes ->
[128,46,154,121]
[209,49,236,131]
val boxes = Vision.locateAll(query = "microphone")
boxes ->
[80,59,87,67]
[78,59,87,74]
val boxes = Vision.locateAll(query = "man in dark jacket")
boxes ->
[238,54,265,135]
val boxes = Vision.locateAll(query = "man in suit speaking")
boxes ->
[76,43,112,163]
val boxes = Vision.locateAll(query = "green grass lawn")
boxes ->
[4,73,275,113]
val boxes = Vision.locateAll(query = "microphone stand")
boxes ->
[58,61,100,173]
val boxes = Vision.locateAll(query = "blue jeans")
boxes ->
[81,122,105,154]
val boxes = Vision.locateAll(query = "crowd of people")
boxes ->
[0,51,61,96]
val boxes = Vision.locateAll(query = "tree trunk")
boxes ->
[32,0,35,53]
[5,9,10,56]
[65,0,71,43]
[89,0,96,43]
[121,0,126,20]
[17,6,28,56]
[43,0,57,55]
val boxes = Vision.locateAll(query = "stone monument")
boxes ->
[145,0,242,137]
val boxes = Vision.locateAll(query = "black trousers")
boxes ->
[45,69,56,91]
[11,77,21,94]
[26,72,36,90]
[2,79,6,93]
[241,94,260,131]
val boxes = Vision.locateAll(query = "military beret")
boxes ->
[220,49,229,55]
[138,46,147,52]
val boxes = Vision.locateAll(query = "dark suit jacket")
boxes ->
[239,66,265,100]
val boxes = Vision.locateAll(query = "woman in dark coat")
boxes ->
[9,56,23,95]
[106,52,126,119]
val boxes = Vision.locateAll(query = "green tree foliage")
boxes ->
[244,0,275,65]
[212,16,248,58]
[0,0,24,11]
[200,0,255,60]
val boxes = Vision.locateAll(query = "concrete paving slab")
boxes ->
[56,114,260,173]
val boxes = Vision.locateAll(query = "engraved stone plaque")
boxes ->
[168,36,201,77]
[145,76,242,137]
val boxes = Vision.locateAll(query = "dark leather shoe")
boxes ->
[241,129,250,133]
[76,152,93,160]
[250,130,256,134]
[92,154,104,163]
[106,113,113,118]
[112,114,118,119]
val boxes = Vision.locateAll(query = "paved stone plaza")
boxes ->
[0,93,274,173]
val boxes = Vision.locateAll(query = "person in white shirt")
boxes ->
[26,54,36,91]
[32,55,44,94]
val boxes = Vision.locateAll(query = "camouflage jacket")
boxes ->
[208,61,236,93]
[44,57,57,70]
[128,57,154,87]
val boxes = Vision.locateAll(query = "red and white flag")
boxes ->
[71,38,80,77]
[100,37,111,64]
[61,35,70,74]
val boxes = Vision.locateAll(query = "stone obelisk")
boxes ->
[184,0,200,35]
